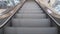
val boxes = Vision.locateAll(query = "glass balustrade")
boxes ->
[0,0,22,26]
[0,0,21,15]
[0,0,21,8]
[52,0,60,14]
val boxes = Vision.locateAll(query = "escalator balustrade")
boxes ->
[0,0,58,34]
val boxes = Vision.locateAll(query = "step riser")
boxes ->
[4,0,57,34]
[5,27,57,34]
[12,19,50,27]
[18,10,43,14]
[15,14,46,19]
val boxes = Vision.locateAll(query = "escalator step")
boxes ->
[4,27,57,34]
[23,11,43,14]
[18,9,43,14]
[14,14,22,18]
[0,29,3,34]
[4,0,58,34]
[19,9,43,12]
[21,2,40,9]
[15,14,46,19]
[12,19,50,27]
[18,11,43,14]
[17,12,43,14]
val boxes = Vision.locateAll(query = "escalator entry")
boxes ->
[0,0,58,34]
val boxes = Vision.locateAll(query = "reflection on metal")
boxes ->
[47,9,52,14]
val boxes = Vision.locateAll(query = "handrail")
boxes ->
[36,0,60,18]
[0,0,26,29]
[0,7,13,16]
[35,0,60,26]
[0,0,24,19]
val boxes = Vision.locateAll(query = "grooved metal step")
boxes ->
[15,14,46,19]
[4,0,58,34]
[12,19,50,27]
[4,27,57,34]
[21,1,40,9]
[18,8,43,14]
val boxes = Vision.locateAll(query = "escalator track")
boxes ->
[0,0,58,34]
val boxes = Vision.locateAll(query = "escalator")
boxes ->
[0,0,58,34]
